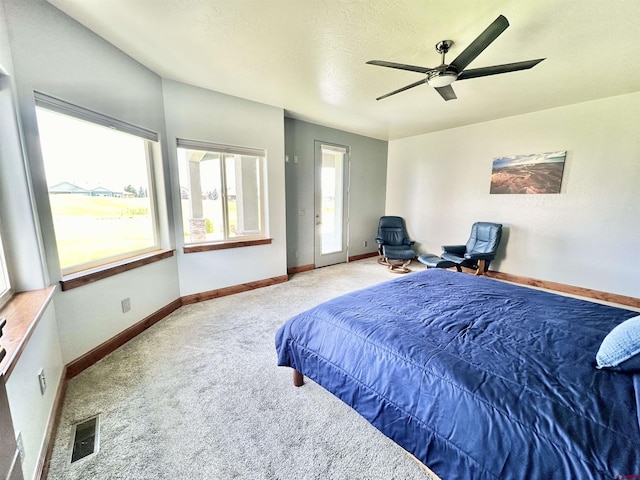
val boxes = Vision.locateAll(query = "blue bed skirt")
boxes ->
[276,269,640,479]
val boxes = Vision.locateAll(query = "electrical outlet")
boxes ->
[363,240,368,247]
[38,368,46,395]
[16,431,25,464]
[121,297,131,313]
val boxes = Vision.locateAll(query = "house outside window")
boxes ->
[177,139,266,245]
[35,93,160,275]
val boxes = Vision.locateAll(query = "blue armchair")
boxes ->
[375,216,416,273]
[440,222,503,275]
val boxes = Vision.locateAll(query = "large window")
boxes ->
[177,139,266,245]
[35,94,160,275]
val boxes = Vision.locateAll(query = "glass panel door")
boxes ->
[314,142,349,267]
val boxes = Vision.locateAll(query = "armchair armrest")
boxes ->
[375,237,385,245]
[442,245,466,255]
[404,239,415,246]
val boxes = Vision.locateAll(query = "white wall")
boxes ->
[3,0,175,283]
[5,303,64,480]
[1,5,65,480]
[2,0,181,363]
[1,2,286,475]
[162,79,287,296]
[0,0,46,292]
[53,257,179,362]
[387,92,640,298]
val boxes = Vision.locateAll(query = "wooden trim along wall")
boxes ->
[287,264,314,275]
[181,275,288,305]
[0,286,56,379]
[65,299,183,379]
[183,238,272,254]
[348,252,378,262]
[66,273,290,379]
[37,368,67,480]
[60,249,175,291]
[287,252,378,275]
[487,270,640,309]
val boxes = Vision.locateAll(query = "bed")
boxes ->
[275,269,640,479]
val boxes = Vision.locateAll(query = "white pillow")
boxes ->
[596,315,640,372]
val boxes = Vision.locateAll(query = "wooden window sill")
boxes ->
[60,249,175,291]
[0,286,56,378]
[183,238,272,254]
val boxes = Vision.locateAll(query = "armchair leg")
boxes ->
[378,256,411,273]
[475,259,487,276]
[387,258,411,274]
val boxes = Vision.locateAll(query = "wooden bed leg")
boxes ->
[293,369,304,387]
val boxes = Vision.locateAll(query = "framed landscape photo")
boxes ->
[490,151,567,194]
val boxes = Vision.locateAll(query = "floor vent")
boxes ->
[70,415,100,463]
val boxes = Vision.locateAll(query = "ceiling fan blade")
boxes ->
[367,60,434,74]
[375,78,427,101]
[434,85,457,101]
[456,58,545,81]
[450,15,509,73]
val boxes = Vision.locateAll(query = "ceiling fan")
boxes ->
[367,15,545,101]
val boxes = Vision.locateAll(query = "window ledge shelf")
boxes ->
[0,286,56,378]
[60,249,175,291]
[183,238,272,254]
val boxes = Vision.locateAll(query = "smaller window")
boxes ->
[177,140,266,245]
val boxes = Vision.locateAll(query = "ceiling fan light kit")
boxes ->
[427,71,457,88]
[367,15,545,102]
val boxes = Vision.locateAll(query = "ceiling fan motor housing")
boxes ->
[435,40,454,55]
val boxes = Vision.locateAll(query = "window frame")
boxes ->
[177,138,267,247]
[0,220,12,310]
[34,92,162,276]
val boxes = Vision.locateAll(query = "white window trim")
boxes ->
[0,222,12,309]
[34,91,158,142]
[177,138,267,245]
[35,94,162,276]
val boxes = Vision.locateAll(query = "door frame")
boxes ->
[313,140,350,268]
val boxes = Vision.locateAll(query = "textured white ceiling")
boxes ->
[46,0,640,140]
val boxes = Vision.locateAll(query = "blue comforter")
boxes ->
[275,269,640,479]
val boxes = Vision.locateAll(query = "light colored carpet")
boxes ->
[47,258,439,479]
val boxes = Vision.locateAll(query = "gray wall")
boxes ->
[284,118,388,268]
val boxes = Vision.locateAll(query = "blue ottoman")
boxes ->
[417,254,456,269]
